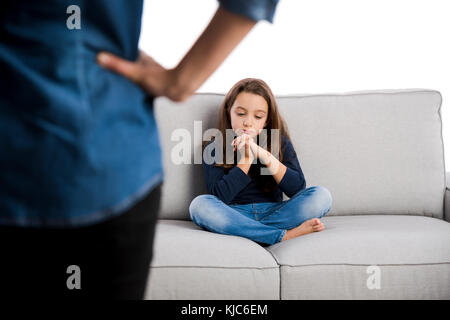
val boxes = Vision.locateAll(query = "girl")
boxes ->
[189,78,332,245]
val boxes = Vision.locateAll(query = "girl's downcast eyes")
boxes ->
[237,113,262,119]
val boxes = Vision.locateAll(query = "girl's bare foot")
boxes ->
[282,218,324,241]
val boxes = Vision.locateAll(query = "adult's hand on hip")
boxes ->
[97,6,258,102]
[97,50,180,101]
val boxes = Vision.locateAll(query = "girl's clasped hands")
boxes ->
[231,132,271,166]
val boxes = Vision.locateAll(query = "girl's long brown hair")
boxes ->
[202,78,293,193]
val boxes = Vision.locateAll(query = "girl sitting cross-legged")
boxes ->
[189,78,332,246]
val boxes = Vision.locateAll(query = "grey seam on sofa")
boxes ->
[150,266,279,270]
[264,244,283,299]
[278,262,450,268]
[150,262,450,270]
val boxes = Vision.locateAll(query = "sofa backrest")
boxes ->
[154,89,445,220]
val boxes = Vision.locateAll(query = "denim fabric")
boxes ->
[190,186,333,245]
[0,0,162,228]
[0,0,279,228]
[219,0,280,23]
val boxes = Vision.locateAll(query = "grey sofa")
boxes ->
[145,89,450,299]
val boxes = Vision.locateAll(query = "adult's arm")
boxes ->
[97,5,257,102]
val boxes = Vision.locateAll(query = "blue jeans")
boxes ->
[189,186,332,245]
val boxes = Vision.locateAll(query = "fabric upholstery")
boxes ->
[154,90,445,220]
[145,220,280,299]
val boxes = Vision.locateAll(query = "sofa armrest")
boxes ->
[445,172,450,223]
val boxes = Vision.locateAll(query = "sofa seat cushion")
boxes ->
[145,220,280,300]
[267,215,450,299]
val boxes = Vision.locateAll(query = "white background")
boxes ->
[139,0,450,167]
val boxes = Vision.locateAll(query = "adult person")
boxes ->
[0,0,279,299]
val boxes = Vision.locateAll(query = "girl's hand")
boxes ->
[231,133,251,152]
[232,134,285,181]
[233,134,271,166]
[232,134,255,164]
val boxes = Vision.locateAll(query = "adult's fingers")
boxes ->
[97,52,142,83]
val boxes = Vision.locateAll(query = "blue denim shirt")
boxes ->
[0,0,279,228]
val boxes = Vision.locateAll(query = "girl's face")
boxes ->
[229,92,268,138]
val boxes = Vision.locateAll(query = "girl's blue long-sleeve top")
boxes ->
[203,135,306,205]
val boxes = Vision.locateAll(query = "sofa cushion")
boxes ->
[154,89,445,220]
[267,215,450,299]
[145,219,280,300]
